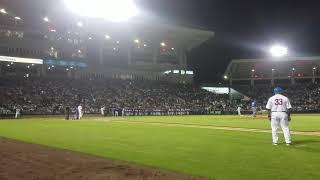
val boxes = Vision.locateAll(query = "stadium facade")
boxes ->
[0,10,214,83]
[224,57,320,87]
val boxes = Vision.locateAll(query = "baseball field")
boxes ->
[0,114,320,180]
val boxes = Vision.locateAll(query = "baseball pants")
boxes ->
[271,112,291,144]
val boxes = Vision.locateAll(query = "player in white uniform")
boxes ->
[15,108,21,119]
[237,106,242,116]
[101,106,105,116]
[77,105,83,119]
[266,86,292,146]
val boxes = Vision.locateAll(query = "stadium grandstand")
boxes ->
[0,1,220,117]
[223,57,320,113]
[224,56,319,86]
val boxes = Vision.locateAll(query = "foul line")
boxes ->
[104,119,320,137]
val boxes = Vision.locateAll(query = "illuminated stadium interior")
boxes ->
[0,1,214,83]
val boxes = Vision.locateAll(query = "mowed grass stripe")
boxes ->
[0,118,320,180]
[102,119,320,136]
[94,114,320,132]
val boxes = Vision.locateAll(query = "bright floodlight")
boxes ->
[134,39,139,43]
[0,9,7,14]
[14,16,21,20]
[43,16,49,22]
[270,45,288,57]
[64,0,139,22]
[77,21,83,27]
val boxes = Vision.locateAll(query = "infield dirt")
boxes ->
[0,138,207,180]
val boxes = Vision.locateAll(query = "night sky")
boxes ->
[139,0,320,84]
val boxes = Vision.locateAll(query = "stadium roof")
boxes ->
[0,0,214,51]
[224,56,320,80]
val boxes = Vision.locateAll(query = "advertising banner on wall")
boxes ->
[45,59,88,68]
[0,55,43,64]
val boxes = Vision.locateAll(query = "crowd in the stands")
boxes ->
[237,83,320,112]
[0,77,319,116]
[0,77,231,115]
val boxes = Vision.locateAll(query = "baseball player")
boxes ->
[266,86,292,146]
[101,106,106,116]
[237,105,242,116]
[77,104,83,119]
[15,107,21,119]
[251,100,257,117]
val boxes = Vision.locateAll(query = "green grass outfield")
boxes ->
[0,114,320,180]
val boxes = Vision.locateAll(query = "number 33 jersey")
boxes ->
[266,94,292,112]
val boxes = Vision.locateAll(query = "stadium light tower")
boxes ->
[64,0,139,22]
[270,45,288,57]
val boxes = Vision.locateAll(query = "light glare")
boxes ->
[77,21,83,27]
[43,16,49,22]
[270,45,288,57]
[0,9,7,14]
[134,39,139,43]
[64,0,139,22]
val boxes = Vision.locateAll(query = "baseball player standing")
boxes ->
[251,100,257,117]
[266,86,292,146]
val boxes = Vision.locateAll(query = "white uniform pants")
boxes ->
[271,112,291,144]
[78,111,82,119]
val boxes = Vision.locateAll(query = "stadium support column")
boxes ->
[312,68,316,84]
[67,70,72,79]
[229,77,233,100]
[179,48,187,67]
[152,47,158,64]
[41,65,46,77]
[271,69,275,87]
[99,41,104,65]
[36,66,41,77]
[291,69,295,85]
[128,47,132,65]
[251,71,255,87]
